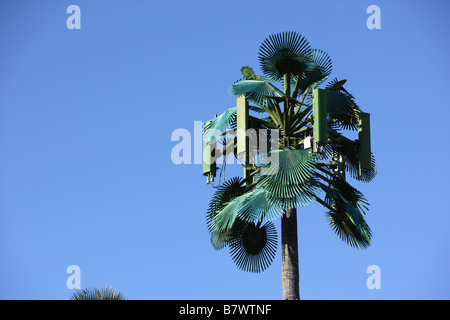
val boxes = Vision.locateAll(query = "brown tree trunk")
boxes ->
[281,207,300,300]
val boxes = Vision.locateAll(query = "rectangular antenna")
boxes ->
[202,122,216,183]
[313,88,328,145]
[236,95,254,183]
[358,112,371,174]
[236,95,248,158]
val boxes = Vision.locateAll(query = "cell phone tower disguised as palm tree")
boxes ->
[201,31,376,300]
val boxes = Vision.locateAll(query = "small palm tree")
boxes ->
[70,286,127,300]
[202,31,376,300]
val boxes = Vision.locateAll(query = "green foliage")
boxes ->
[202,30,377,272]
[206,177,279,271]
[325,77,348,93]
[325,196,372,249]
[70,286,127,300]
[237,188,282,224]
[206,177,245,249]
[230,79,283,107]
[326,90,360,116]
[293,48,333,94]
[203,107,236,144]
[258,31,312,81]
[327,132,377,183]
[213,192,248,232]
[257,149,319,210]
[229,221,277,273]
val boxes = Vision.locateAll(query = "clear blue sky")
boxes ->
[0,0,449,300]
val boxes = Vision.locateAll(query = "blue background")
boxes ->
[0,0,449,299]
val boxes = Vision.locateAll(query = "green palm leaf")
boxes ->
[230,79,283,107]
[329,176,370,214]
[258,31,313,81]
[229,221,278,273]
[257,148,319,210]
[203,107,237,144]
[326,206,372,249]
[330,113,359,131]
[338,144,377,183]
[294,48,333,94]
[70,286,127,300]
[325,191,372,249]
[325,77,349,93]
[237,188,283,224]
[213,193,249,232]
[206,177,245,249]
[348,152,377,183]
[326,90,360,116]
[249,105,266,114]
[326,131,377,183]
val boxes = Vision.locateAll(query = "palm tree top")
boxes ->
[201,31,376,275]
[70,286,127,300]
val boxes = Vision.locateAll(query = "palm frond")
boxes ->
[249,105,266,114]
[213,193,248,232]
[325,201,372,249]
[327,131,377,183]
[203,107,237,144]
[347,152,377,183]
[325,78,349,92]
[323,184,372,249]
[237,188,283,224]
[206,177,246,249]
[229,79,283,107]
[229,221,278,273]
[330,113,359,131]
[70,286,127,300]
[257,148,320,209]
[326,90,360,116]
[258,31,313,81]
[210,228,232,250]
[322,177,369,216]
[293,49,333,95]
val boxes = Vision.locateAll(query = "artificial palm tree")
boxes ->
[202,31,376,300]
[70,286,127,300]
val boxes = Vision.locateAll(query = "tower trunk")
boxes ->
[281,207,300,300]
